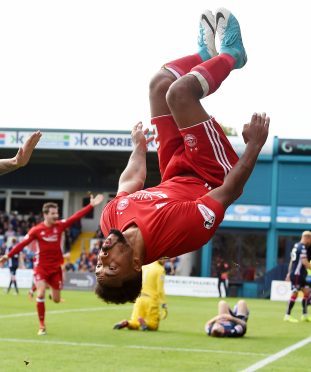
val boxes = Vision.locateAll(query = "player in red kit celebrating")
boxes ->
[0,194,104,335]
[95,8,270,305]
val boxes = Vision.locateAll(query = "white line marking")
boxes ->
[241,336,311,372]
[0,338,268,356]
[0,306,131,319]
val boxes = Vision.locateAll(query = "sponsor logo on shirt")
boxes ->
[42,235,58,242]
[197,204,215,229]
[184,134,197,148]
[129,191,168,201]
[117,198,130,211]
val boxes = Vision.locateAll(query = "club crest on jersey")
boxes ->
[184,134,197,148]
[117,198,129,211]
[197,204,215,229]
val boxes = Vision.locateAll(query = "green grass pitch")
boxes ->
[0,290,310,371]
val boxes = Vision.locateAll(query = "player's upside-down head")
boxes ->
[95,229,142,304]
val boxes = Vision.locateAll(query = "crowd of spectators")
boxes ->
[0,211,41,269]
[64,239,102,273]
[1,211,179,275]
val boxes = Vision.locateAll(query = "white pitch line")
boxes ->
[0,338,268,356]
[128,345,267,356]
[241,336,311,372]
[0,306,131,319]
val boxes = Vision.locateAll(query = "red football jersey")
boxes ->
[101,176,224,264]
[8,204,93,271]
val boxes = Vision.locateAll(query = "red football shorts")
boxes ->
[151,115,239,189]
[34,266,63,290]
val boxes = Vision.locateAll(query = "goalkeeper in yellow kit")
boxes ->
[113,259,167,331]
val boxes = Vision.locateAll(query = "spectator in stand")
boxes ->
[9,212,19,231]
[0,241,6,257]
[4,225,16,240]
[91,239,102,256]
[88,240,101,273]
[164,257,179,275]
[70,220,82,242]
[22,248,35,269]
[64,260,75,272]
[94,226,105,240]
[76,252,91,272]
[27,212,37,227]
[64,228,72,254]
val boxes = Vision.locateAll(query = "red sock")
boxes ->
[164,54,203,78]
[36,298,45,328]
[189,54,235,97]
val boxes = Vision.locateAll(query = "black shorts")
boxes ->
[290,273,307,290]
[9,266,18,276]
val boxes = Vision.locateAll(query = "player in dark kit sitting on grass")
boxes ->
[95,7,270,304]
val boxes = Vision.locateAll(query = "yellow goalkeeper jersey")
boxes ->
[141,261,166,304]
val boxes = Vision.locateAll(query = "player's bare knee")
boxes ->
[166,76,199,111]
[149,70,175,101]
[237,300,247,312]
[218,300,229,313]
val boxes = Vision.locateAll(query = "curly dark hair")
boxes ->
[95,272,142,304]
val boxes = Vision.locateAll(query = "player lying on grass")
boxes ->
[205,300,249,337]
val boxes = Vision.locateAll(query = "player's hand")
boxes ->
[161,303,168,320]
[242,113,270,148]
[0,255,8,264]
[131,122,154,151]
[12,131,42,168]
[285,273,290,281]
[89,194,104,207]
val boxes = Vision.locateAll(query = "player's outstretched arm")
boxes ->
[0,234,35,262]
[0,131,42,175]
[90,194,104,207]
[118,122,154,195]
[208,113,270,210]
[285,258,293,281]
[0,255,8,264]
[61,194,104,229]
[220,313,247,327]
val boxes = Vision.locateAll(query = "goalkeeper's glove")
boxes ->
[161,303,168,320]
